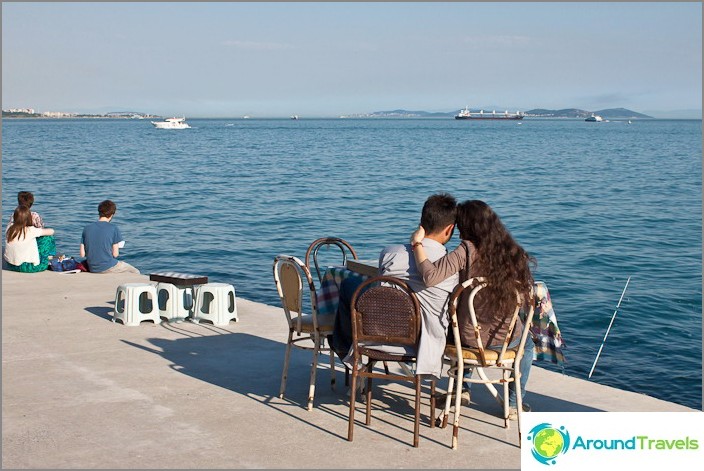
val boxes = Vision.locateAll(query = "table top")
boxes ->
[345,259,378,277]
[149,272,209,286]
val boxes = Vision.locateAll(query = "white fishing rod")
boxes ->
[588,276,631,379]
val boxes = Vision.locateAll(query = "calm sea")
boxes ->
[2,117,702,409]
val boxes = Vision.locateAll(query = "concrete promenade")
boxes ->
[2,270,697,469]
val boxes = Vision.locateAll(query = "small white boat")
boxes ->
[585,114,604,122]
[151,117,191,129]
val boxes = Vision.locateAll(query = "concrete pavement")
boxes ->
[1,270,696,469]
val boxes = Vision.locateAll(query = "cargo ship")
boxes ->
[455,106,524,120]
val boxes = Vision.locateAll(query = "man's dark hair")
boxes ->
[17,191,34,208]
[420,193,457,234]
[98,200,117,218]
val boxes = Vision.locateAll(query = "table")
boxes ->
[149,272,208,287]
[149,272,210,320]
[316,267,566,368]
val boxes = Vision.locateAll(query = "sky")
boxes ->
[2,2,702,118]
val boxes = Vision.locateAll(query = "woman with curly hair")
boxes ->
[410,199,536,417]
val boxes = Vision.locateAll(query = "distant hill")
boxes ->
[594,108,653,119]
[525,107,652,119]
[365,109,454,118]
[359,107,652,119]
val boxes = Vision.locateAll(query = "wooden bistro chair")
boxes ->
[439,277,535,450]
[305,237,358,284]
[273,255,337,411]
[347,276,435,448]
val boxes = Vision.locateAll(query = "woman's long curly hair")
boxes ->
[6,205,33,242]
[457,200,536,320]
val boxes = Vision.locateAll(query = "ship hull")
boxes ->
[455,115,524,120]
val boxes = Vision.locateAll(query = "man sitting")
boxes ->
[331,193,459,380]
[80,200,139,274]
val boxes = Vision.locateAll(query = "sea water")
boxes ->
[2,117,701,409]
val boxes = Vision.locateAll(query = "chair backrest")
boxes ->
[273,255,318,334]
[350,276,421,349]
[305,237,358,283]
[448,277,534,367]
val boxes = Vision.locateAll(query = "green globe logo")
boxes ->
[527,423,571,465]
[534,429,564,459]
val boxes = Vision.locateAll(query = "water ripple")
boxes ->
[2,117,701,409]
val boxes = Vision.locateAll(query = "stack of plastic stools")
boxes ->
[191,283,238,326]
[156,282,194,322]
[113,283,161,326]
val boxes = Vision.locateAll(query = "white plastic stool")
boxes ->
[191,283,238,326]
[113,283,161,326]
[156,282,195,321]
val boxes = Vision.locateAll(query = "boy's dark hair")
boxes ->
[420,193,457,234]
[17,191,34,208]
[98,200,117,218]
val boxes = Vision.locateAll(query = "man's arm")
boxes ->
[79,243,86,258]
[112,225,122,258]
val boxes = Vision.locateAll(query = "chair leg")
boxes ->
[348,364,358,442]
[279,331,293,399]
[430,379,436,429]
[515,364,523,444]
[327,336,336,389]
[365,362,373,425]
[442,363,456,429]
[451,362,464,450]
[383,361,390,375]
[345,366,350,386]
[477,366,503,407]
[308,335,320,411]
[502,370,510,428]
[413,376,421,448]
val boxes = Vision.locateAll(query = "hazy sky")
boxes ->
[2,2,702,118]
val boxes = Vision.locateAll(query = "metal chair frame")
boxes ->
[305,237,358,284]
[439,277,534,449]
[347,276,435,448]
[273,255,337,410]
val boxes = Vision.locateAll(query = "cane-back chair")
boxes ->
[439,277,534,449]
[273,255,337,410]
[305,237,358,284]
[347,276,435,448]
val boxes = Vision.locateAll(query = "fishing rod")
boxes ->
[588,276,631,379]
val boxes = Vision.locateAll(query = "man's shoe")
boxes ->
[508,402,531,421]
[433,390,470,409]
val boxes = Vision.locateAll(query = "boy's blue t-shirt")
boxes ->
[81,221,122,272]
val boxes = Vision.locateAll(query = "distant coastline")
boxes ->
[1,111,159,119]
[357,107,653,119]
[4,108,701,120]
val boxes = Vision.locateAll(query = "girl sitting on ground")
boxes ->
[4,205,56,273]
